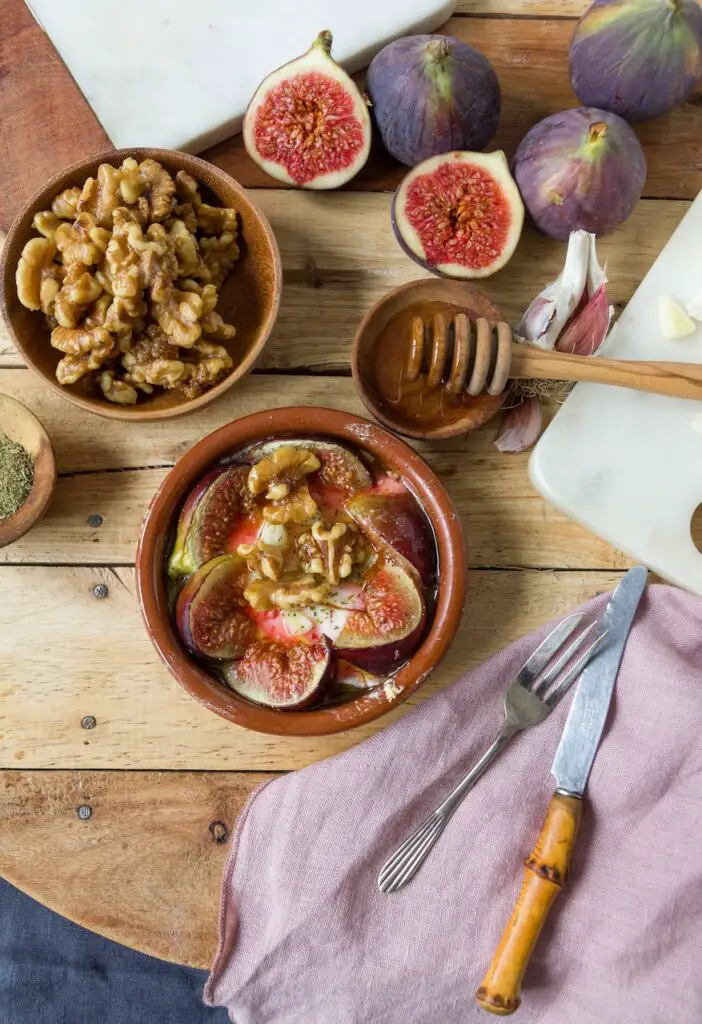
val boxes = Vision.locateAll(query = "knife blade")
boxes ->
[475,566,647,1017]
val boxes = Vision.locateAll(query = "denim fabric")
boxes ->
[0,879,229,1024]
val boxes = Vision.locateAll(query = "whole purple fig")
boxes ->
[570,0,702,122]
[366,34,500,166]
[512,108,647,240]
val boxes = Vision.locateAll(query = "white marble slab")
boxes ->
[26,0,455,152]
[530,192,702,594]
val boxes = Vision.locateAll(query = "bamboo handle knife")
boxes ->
[475,792,582,1015]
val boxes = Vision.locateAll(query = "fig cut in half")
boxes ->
[243,30,372,189]
[392,150,524,279]
[176,555,255,660]
[223,638,332,709]
[335,559,426,672]
[168,465,252,579]
[344,492,435,585]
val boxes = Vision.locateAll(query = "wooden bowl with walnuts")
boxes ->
[0,149,282,420]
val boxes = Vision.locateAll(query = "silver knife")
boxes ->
[475,565,648,1017]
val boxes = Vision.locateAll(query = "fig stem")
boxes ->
[667,0,683,10]
[313,29,334,55]
[426,37,451,66]
[587,121,608,144]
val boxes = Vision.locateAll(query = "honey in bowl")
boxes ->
[166,437,437,710]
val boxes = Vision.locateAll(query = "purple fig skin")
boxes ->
[168,467,226,579]
[367,34,500,167]
[570,0,702,123]
[222,638,333,710]
[344,493,435,585]
[335,561,425,656]
[512,107,647,240]
[167,465,251,579]
[338,619,426,674]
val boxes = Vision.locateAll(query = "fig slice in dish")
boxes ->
[242,438,372,495]
[168,465,252,578]
[223,638,332,709]
[176,555,255,660]
[344,493,435,585]
[335,560,426,672]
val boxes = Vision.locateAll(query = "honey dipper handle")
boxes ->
[510,346,702,401]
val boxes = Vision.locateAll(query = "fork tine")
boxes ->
[517,612,585,688]
[531,621,598,697]
[545,629,609,708]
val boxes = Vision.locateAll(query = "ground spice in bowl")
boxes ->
[0,431,34,519]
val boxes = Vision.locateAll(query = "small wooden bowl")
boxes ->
[0,148,282,421]
[0,394,56,547]
[352,279,506,440]
[136,407,466,736]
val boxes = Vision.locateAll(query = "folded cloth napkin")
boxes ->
[205,584,702,1024]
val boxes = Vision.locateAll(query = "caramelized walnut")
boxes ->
[262,485,319,525]
[175,170,201,208]
[99,371,138,405]
[179,340,233,398]
[297,521,368,585]
[53,326,117,383]
[51,187,81,220]
[244,575,330,612]
[118,158,146,205]
[139,159,176,221]
[32,211,62,240]
[248,446,321,499]
[152,286,202,347]
[197,203,238,236]
[199,232,240,288]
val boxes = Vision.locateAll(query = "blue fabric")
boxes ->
[0,879,229,1024]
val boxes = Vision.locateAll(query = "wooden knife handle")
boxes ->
[475,792,582,1016]
[510,346,702,401]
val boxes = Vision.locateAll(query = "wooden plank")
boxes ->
[1,4,700,229]
[0,769,269,968]
[1,196,688,371]
[0,369,631,569]
[0,567,623,770]
[456,0,584,13]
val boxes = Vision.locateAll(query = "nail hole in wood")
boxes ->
[88,514,103,528]
[209,821,229,843]
[77,805,92,820]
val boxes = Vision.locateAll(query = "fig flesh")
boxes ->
[344,492,435,585]
[335,560,426,672]
[392,151,524,279]
[512,108,647,239]
[367,34,500,166]
[176,555,255,660]
[223,638,332,709]
[168,466,252,578]
[570,0,702,123]
[243,30,371,189]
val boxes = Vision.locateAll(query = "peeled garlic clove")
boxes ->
[494,396,543,453]
[658,295,696,340]
[686,296,702,322]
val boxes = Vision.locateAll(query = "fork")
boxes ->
[377,613,607,894]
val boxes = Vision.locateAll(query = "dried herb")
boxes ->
[0,432,34,519]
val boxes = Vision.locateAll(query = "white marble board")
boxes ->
[530,192,702,594]
[25,0,455,152]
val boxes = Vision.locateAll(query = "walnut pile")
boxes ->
[15,159,240,405]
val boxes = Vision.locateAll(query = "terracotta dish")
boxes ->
[136,407,466,736]
[0,148,282,421]
[0,393,56,548]
[352,278,506,440]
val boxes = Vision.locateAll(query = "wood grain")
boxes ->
[0,196,689,372]
[0,769,269,968]
[1,3,700,228]
[456,0,585,12]
[0,369,633,570]
[0,567,623,770]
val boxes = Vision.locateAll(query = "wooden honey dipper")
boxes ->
[407,312,702,401]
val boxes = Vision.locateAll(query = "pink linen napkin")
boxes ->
[205,584,702,1024]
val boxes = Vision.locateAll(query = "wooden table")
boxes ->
[1,0,699,971]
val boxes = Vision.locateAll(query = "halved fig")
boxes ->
[332,658,384,694]
[243,438,372,496]
[344,492,435,585]
[243,31,371,189]
[168,465,252,578]
[391,150,524,279]
[223,638,332,709]
[335,560,426,672]
[176,555,255,660]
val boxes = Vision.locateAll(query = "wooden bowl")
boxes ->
[0,148,282,421]
[0,394,56,547]
[136,407,466,736]
[352,278,506,440]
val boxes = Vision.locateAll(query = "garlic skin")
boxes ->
[658,295,696,340]
[517,231,590,349]
[494,396,543,453]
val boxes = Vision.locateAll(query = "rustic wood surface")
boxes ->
[0,0,698,972]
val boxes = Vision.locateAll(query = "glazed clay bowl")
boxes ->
[136,407,466,736]
[352,278,505,441]
[0,148,282,421]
